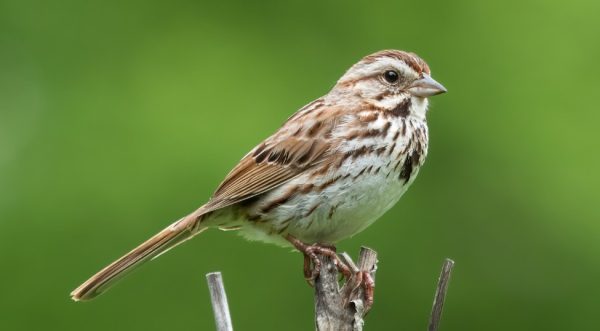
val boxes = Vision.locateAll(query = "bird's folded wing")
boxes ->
[204,118,336,212]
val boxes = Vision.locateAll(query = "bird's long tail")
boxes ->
[70,211,207,301]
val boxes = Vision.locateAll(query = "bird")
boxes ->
[71,49,446,301]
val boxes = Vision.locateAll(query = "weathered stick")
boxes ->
[427,259,455,331]
[206,272,233,331]
[314,247,378,331]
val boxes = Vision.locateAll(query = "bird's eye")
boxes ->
[383,70,399,83]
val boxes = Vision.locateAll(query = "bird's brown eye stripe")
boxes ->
[339,72,382,86]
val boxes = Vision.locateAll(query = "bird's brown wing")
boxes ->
[203,112,336,212]
[204,135,332,211]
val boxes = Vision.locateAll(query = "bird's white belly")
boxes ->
[234,151,420,246]
[286,158,417,243]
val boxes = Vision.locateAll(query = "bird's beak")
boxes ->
[407,74,447,97]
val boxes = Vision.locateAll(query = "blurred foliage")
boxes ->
[1,0,599,330]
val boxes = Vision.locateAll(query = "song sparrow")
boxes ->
[71,49,446,301]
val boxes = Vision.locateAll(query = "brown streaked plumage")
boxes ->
[71,49,446,301]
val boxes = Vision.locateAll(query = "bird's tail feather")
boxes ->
[70,212,207,301]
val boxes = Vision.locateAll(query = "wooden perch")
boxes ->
[204,254,455,331]
[206,272,233,331]
[313,247,378,331]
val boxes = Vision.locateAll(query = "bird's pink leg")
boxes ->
[285,234,352,284]
[361,271,375,309]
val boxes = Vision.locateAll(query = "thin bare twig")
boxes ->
[206,272,233,331]
[427,259,455,331]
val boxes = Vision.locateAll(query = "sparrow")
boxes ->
[71,49,446,301]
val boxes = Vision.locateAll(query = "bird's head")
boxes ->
[334,50,446,118]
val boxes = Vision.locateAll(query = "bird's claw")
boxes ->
[286,235,351,286]
[301,244,352,285]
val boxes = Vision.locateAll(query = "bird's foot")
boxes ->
[345,270,375,310]
[285,235,351,285]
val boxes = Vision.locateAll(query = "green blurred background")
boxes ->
[1,0,599,330]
